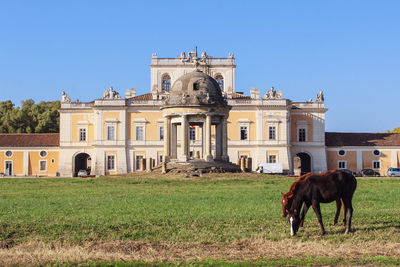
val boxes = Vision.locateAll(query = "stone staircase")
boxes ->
[166,159,241,174]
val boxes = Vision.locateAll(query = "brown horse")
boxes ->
[283,169,357,236]
[281,170,345,227]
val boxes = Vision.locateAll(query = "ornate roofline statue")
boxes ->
[61,91,71,103]
[103,86,121,99]
[316,90,324,102]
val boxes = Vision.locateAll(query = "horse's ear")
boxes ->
[281,192,285,197]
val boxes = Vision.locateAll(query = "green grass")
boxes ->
[0,175,399,245]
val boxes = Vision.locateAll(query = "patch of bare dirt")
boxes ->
[0,239,399,266]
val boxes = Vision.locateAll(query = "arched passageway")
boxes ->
[74,153,91,177]
[295,152,311,175]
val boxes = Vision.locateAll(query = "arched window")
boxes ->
[215,75,224,90]
[162,74,171,92]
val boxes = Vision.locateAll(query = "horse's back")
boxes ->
[306,170,357,201]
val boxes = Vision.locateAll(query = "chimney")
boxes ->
[250,88,255,99]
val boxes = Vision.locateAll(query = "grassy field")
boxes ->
[0,173,399,266]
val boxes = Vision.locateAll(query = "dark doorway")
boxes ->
[74,153,91,177]
[296,152,311,175]
[5,161,12,175]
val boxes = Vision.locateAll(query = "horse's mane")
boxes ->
[286,169,339,197]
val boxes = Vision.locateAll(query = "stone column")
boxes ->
[221,117,229,162]
[171,123,177,159]
[163,116,171,162]
[205,114,213,162]
[179,115,189,161]
[215,122,222,160]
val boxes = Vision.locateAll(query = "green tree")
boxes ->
[0,99,60,133]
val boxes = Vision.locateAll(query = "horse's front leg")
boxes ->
[312,201,325,235]
[299,202,310,227]
[333,198,341,225]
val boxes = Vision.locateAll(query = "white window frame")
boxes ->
[337,150,346,156]
[106,125,116,140]
[135,125,144,141]
[238,119,250,141]
[268,126,276,140]
[162,74,171,92]
[135,154,145,171]
[372,160,381,170]
[296,120,308,142]
[159,125,164,141]
[78,127,87,142]
[133,119,147,142]
[268,154,277,163]
[39,160,47,171]
[4,160,13,175]
[338,160,347,169]
[5,151,13,158]
[298,128,307,142]
[106,154,116,171]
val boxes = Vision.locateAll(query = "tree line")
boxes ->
[0,100,60,133]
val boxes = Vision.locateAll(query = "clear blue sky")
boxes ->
[1,1,399,132]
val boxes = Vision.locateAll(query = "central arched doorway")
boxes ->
[74,153,91,177]
[294,152,311,175]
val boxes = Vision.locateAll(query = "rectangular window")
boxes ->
[338,160,347,169]
[268,155,277,163]
[240,126,248,140]
[107,155,115,171]
[39,160,47,171]
[190,127,196,141]
[107,125,115,140]
[5,161,12,175]
[298,128,306,142]
[373,160,380,169]
[136,126,144,140]
[79,128,87,142]
[159,126,164,141]
[269,126,276,140]
[135,155,144,170]
[159,155,163,164]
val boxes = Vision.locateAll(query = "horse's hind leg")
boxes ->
[312,201,325,235]
[341,200,347,226]
[333,198,341,225]
[343,199,353,234]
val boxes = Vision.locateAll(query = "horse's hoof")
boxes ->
[321,231,326,236]
[333,221,337,225]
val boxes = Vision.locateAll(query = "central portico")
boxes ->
[161,70,231,163]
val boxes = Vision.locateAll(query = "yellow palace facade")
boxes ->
[1,50,400,177]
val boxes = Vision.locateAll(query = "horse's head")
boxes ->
[287,209,300,236]
[281,192,293,217]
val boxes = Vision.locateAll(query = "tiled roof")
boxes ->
[231,92,250,99]
[129,93,152,101]
[325,132,400,147]
[0,133,60,147]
